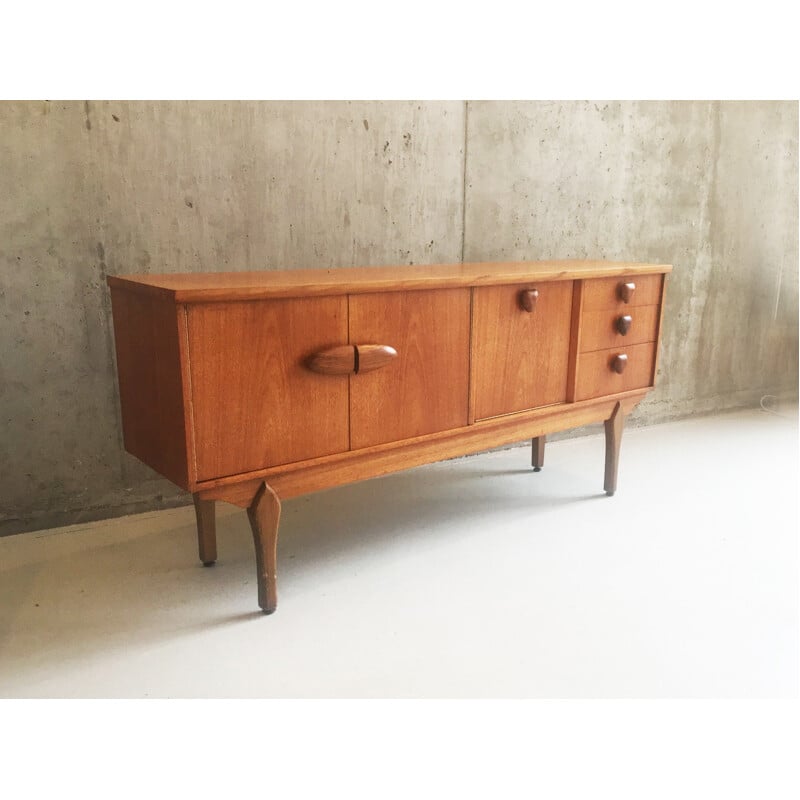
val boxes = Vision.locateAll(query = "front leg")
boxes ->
[246,482,282,614]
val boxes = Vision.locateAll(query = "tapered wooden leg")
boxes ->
[193,494,217,566]
[604,401,625,496]
[246,482,282,614]
[531,435,546,472]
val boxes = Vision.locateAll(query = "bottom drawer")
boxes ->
[575,341,656,400]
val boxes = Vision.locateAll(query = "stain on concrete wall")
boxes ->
[0,100,796,535]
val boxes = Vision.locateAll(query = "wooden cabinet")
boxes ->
[108,260,671,614]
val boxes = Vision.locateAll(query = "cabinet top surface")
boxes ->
[107,259,672,302]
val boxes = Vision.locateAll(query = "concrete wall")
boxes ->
[1,101,797,535]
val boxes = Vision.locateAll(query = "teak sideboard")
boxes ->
[108,260,671,614]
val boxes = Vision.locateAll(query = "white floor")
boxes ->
[1,407,796,698]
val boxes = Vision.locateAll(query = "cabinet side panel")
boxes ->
[109,287,190,489]
[651,274,668,384]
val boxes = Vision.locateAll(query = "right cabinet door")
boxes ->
[349,288,471,449]
[471,281,574,421]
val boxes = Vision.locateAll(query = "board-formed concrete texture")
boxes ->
[464,100,799,423]
[0,101,465,534]
[1,101,797,534]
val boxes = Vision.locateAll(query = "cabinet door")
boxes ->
[471,282,573,420]
[349,289,471,449]
[187,297,349,480]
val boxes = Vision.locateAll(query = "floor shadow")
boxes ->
[0,452,607,688]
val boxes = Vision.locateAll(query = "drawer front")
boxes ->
[187,298,350,481]
[580,304,660,353]
[575,341,656,401]
[471,281,574,420]
[582,274,663,310]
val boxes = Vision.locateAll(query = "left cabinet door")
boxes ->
[187,297,350,481]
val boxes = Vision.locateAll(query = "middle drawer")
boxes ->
[580,305,660,352]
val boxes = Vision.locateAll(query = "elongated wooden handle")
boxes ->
[611,353,628,374]
[306,345,356,375]
[520,288,539,312]
[616,314,632,335]
[356,344,398,373]
[618,282,635,303]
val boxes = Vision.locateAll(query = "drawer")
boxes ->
[575,341,656,401]
[582,274,663,310]
[580,304,660,353]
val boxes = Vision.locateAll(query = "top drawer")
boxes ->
[582,274,663,310]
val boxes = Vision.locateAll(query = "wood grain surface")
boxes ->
[108,260,672,303]
[579,305,660,352]
[574,341,656,400]
[187,297,349,480]
[604,401,625,496]
[356,344,398,373]
[195,390,648,499]
[306,344,356,375]
[349,289,471,449]
[247,482,281,614]
[192,494,217,565]
[581,274,664,310]
[471,281,574,420]
[109,287,192,488]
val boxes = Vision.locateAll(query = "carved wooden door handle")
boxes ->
[616,314,632,335]
[611,353,628,374]
[519,289,539,312]
[618,282,635,303]
[355,344,398,373]
[306,345,356,375]
[306,344,397,375]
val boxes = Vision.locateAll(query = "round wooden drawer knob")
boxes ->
[611,353,628,374]
[616,314,632,335]
[520,288,539,312]
[618,282,636,303]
